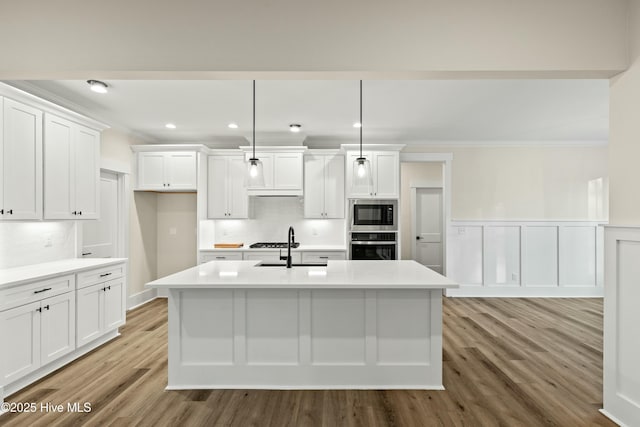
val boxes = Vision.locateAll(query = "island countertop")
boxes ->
[146,260,457,289]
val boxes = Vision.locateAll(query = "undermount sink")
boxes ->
[256,262,328,267]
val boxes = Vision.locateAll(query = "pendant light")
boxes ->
[352,80,372,190]
[246,80,265,187]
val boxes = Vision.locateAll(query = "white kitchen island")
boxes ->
[147,260,457,390]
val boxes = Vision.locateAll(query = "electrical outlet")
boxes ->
[312,228,318,236]
[169,227,177,236]
[44,234,53,247]
[458,227,465,235]
[223,228,228,236]
[511,273,519,281]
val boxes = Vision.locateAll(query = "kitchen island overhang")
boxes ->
[147,260,458,390]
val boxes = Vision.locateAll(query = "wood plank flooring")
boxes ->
[0,297,614,426]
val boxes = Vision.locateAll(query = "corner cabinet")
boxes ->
[207,155,248,219]
[304,153,345,218]
[44,114,100,220]
[0,97,43,220]
[137,151,197,191]
[345,151,399,199]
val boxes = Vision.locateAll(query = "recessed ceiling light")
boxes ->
[289,124,302,133]
[228,123,239,129]
[165,123,177,129]
[353,122,362,128]
[87,80,108,94]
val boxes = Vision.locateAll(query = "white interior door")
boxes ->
[82,171,118,258]
[415,188,443,274]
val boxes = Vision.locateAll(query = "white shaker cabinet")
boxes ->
[304,153,344,218]
[244,150,304,196]
[345,151,399,199]
[44,114,100,220]
[208,155,248,219]
[0,97,43,220]
[76,277,125,347]
[0,291,75,385]
[137,151,197,191]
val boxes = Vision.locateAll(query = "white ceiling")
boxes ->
[9,79,608,146]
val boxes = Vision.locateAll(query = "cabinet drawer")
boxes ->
[199,252,243,264]
[0,274,75,311]
[302,251,346,262]
[76,264,125,289]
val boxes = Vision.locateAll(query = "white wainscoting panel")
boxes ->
[448,226,483,286]
[447,221,605,297]
[483,226,520,286]
[560,226,596,287]
[523,226,558,287]
[602,226,640,426]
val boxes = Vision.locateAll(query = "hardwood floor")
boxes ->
[0,297,614,426]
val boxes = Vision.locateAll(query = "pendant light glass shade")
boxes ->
[352,80,372,192]
[246,157,265,187]
[352,156,372,189]
[246,80,265,187]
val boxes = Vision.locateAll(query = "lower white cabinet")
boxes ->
[301,251,346,262]
[200,252,243,264]
[243,251,302,263]
[77,277,125,348]
[0,291,75,386]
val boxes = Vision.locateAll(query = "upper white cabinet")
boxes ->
[137,151,197,191]
[345,151,399,199]
[44,114,100,220]
[0,97,43,220]
[304,153,345,218]
[243,147,305,196]
[208,155,248,219]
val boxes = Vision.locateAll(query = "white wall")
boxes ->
[0,0,627,77]
[200,197,346,249]
[404,145,609,221]
[0,222,76,269]
[604,2,640,425]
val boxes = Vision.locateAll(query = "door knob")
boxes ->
[416,236,422,240]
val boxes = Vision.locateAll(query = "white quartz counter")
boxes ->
[147,260,457,289]
[199,244,347,252]
[0,258,128,288]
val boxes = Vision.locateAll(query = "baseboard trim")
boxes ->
[1,330,120,403]
[127,288,157,310]
[164,384,446,390]
[445,286,604,298]
[599,409,627,427]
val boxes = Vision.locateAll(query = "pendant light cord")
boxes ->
[359,80,363,158]
[253,80,256,160]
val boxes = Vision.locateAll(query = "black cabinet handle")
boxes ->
[44,305,50,311]
[7,209,12,214]
[167,183,170,187]
[107,285,111,290]
[36,307,42,312]
[99,272,112,277]
[78,211,82,215]
[72,211,77,215]
[82,252,92,256]
[34,288,52,294]
[0,209,3,214]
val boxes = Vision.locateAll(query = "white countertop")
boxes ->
[199,244,347,252]
[0,258,128,288]
[147,260,457,289]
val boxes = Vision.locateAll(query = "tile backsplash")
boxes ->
[200,197,346,248]
[0,222,76,269]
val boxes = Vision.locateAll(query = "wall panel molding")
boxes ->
[446,220,605,297]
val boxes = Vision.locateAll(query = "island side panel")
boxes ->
[166,287,445,389]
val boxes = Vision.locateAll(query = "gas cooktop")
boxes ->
[250,242,300,249]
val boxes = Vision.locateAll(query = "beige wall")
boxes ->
[610,1,640,225]
[404,145,609,221]
[400,162,443,260]
[100,129,157,297]
[156,194,198,278]
[0,0,628,77]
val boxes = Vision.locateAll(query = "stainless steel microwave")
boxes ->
[349,199,397,231]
